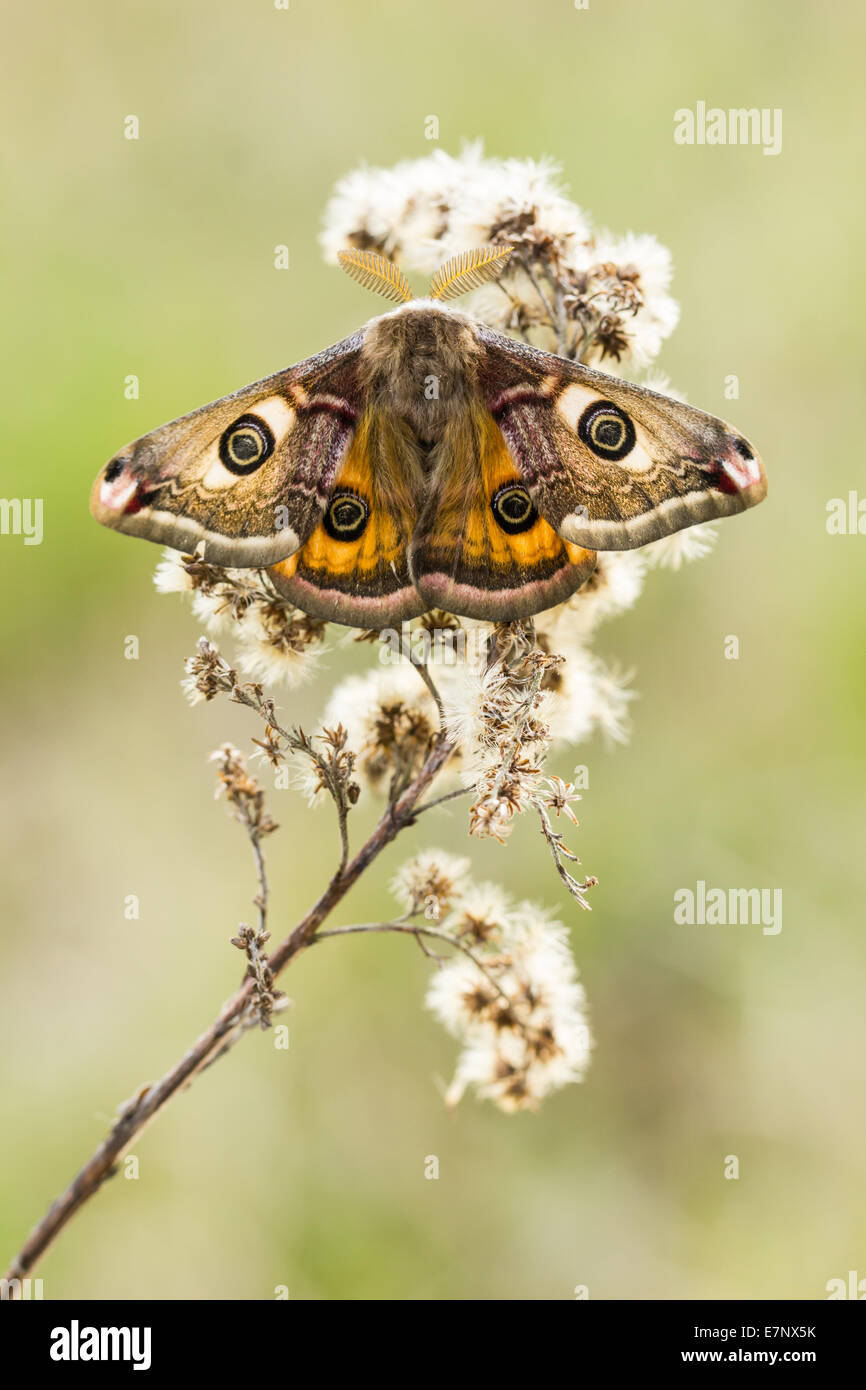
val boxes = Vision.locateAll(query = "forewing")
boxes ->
[90,334,364,566]
[476,326,767,550]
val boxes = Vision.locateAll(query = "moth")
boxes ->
[91,247,767,627]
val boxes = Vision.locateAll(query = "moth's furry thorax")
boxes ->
[360,300,483,438]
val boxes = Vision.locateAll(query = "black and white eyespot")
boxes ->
[577,401,636,461]
[218,414,275,475]
[324,491,370,542]
[491,483,538,535]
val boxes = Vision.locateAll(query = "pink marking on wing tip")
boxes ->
[720,437,765,493]
[100,473,144,513]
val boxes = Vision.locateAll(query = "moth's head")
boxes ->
[357,296,484,431]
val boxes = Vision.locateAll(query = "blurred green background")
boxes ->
[1,0,864,1300]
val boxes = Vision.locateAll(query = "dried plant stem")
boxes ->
[407,656,444,722]
[414,785,472,815]
[1,731,454,1294]
[486,658,550,806]
[523,262,568,355]
[533,800,597,909]
[316,919,513,1005]
[230,676,354,874]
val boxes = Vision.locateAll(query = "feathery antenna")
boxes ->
[337,249,413,304]
[428,246,513,301]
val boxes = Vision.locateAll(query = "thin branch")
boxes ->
[494,281,534,339]
[1,729,455,1293]
[233,674,356,876]
[250,835,268,935]
[414,785,472,816]
[533,800,597,909]
[552,281,571,358]
[522,261,557,324]
[314,920,512,1005]
[408,656,444,723]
